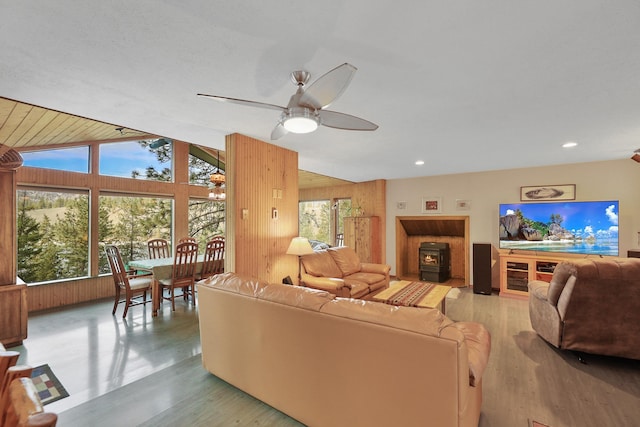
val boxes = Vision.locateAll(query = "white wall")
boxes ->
[385,159,640,278]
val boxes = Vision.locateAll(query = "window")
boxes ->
[16,138,223,285]
[188,198,225,253]
[188,145,223,186]
[99,140,172,181]
[299,200,331,244]
[17,189,91,282]
[334,198,352,244]
[21,146,89,173]
[98,195,173,274]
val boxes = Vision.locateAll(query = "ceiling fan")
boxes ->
[197,63,378,140]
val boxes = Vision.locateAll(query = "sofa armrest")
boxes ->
[528,280,563,347]
[528,280,550,303]
[360,263,391,276]
[449,322,491,387]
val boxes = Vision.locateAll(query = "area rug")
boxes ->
[30,364,69,405]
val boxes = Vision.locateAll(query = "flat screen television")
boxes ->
[499,200,619,256]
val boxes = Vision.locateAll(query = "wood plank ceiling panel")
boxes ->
[1,96,353,188]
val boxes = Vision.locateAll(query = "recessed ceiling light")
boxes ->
[415,160,425,165]
[562,141,578,148]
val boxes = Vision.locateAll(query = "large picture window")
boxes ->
[16,138,224,286]
[17,189,92,282]
[98,195,173,274]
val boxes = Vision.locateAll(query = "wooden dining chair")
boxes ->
[0,365,34,427]
[197,237,225,281]
[105,245,153,318]
[187,236,225,300]
[2,377,57,427]
[0,348,20,392]
[147,238,170,259]
[0,346,22,423]
[159,241,198,311]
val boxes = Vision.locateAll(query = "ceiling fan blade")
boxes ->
[299,63,357,110]
[271,122,288,140]
[319,110,378,131]
[197,93,285,112]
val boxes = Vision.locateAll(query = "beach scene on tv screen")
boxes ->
[499,200,619,256]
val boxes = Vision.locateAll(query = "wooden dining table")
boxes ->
[128,255,205,317]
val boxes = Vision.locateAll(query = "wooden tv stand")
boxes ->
[499,252,569,300]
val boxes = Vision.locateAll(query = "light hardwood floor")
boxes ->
[12,286,640,427]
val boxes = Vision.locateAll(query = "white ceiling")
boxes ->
[2,1,639,182]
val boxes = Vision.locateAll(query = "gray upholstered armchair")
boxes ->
[528,258,640,360]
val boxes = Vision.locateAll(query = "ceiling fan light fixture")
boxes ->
[283,108,319,134]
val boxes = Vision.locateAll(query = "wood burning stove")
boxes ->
[419,242,450,282]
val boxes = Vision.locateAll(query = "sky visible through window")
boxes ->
[21,141,168,177]
[21,146,89,173]
[99,141,166,178]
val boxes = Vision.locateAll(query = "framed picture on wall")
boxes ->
[455,199,471,210]
[421,197,442,214]
[520,184,576,201]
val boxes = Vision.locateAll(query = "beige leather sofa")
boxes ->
[529,257,640,360]
[299,246,390,298]
[198,272,491,427]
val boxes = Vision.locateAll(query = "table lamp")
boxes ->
[286,237,314,285]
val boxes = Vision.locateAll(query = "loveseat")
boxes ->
[299,246,390,298]
[528,257,640,360]
[198,272,491,427]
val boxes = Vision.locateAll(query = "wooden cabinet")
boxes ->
[343,216,381,263]
[499,253,566,299]
[0,281,28,347]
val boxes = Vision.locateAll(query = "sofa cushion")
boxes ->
[258,283,335,311]
[344,272,385,286]
[199,272,269,297]
[328,246,361,276]
[321,298,453,337]
[301,250,343,278]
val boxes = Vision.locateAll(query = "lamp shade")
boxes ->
[208,186,226,201]
[210,172,226,185]
[286,237,314,256]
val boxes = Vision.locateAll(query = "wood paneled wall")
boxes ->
[27,276,114,311]
[225,134,299,284]
[0,170,17,285]
[299,179,386,263]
